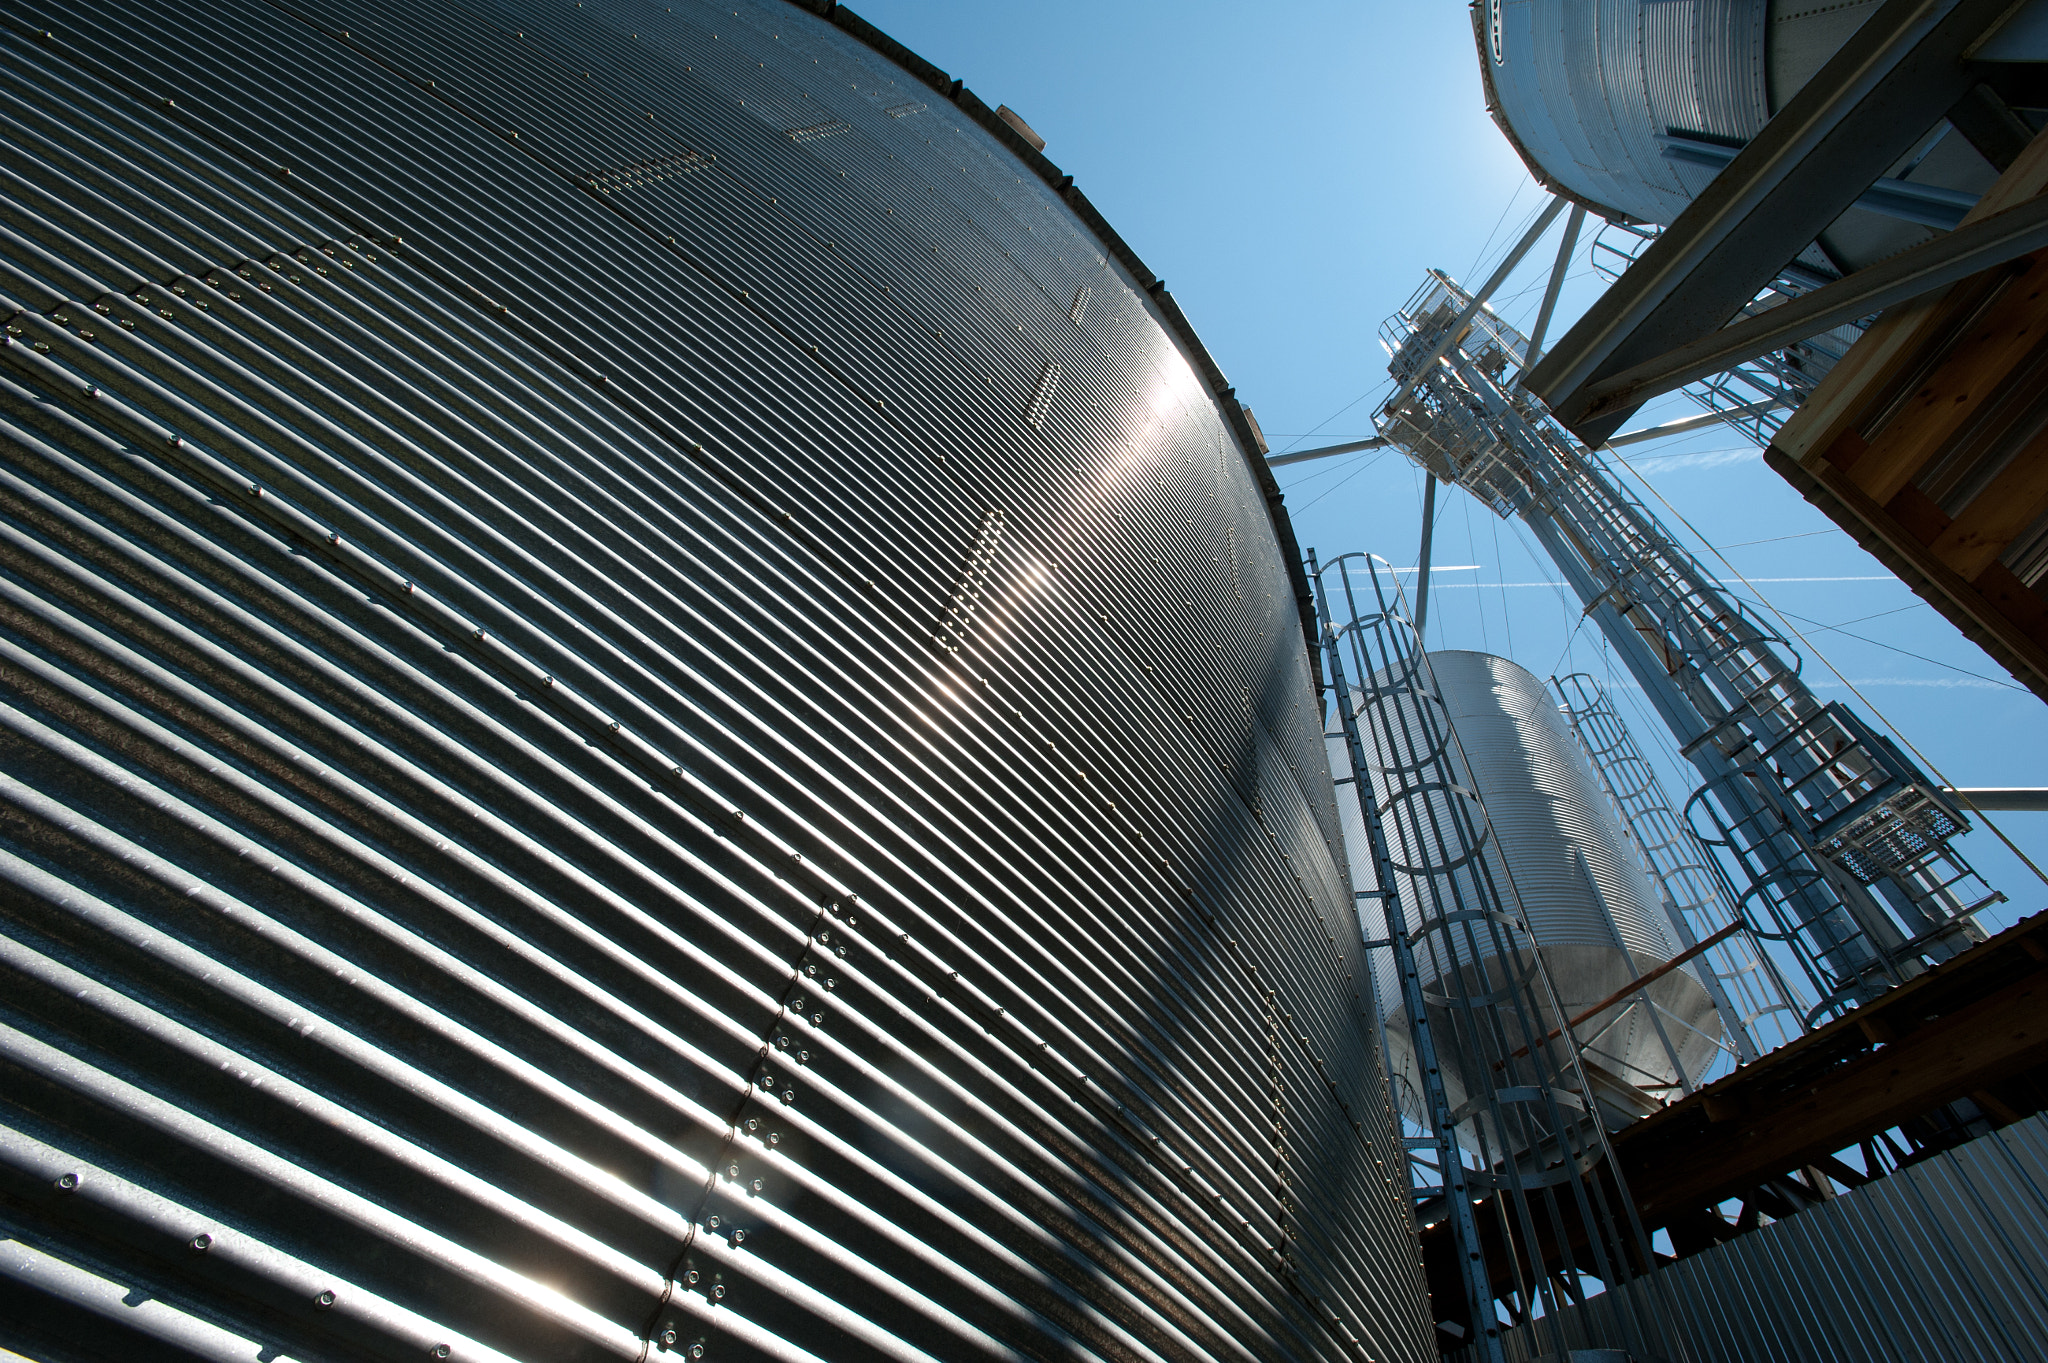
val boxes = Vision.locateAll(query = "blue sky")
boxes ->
[849,0,2048,930]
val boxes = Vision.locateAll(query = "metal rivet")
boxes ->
[314,1289,336,1309]
[190,1233,212,1252]
[53,1172,78,1192]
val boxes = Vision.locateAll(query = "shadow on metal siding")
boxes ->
[1475,1112,2048,1362]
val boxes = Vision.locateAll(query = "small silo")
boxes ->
[1336,651,1723,1127]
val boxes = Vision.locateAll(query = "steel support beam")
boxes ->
[1945,787,2048,811]
[1569,193,2048,426]
[1265,436,1388,468]
[1413,476,1439,643]
[1523,204,1587,371]
[1604,398,1788,448]
[1526,0,2024,445]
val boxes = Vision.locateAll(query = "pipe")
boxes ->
[1945,787,2048,811]
[1413,477,1438,644]
[1264,436,1388,468]
[1495,920,1745,1068]
[1602,398,1788,448]
[1523,204,1586,372]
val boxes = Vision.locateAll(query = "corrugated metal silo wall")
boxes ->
[0,1,1434,1360]
[1485,0,1769,225]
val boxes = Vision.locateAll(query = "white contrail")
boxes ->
[1588,674,2013,692]
[1427,575,1895,589]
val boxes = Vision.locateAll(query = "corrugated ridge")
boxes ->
[0,2,1431,1361]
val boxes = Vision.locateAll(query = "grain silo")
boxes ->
[1476,0,2006,265]
[1335,652,1723,1130]
[0,1,1434,1359]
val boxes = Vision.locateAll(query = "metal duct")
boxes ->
[1336,652,1722,1118]
[0,1,1433,1360]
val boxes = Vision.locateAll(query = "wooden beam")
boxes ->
[1621,968,2048,1218]
[1928,419,2048,579]
[1765,446,2048,695]
[1843,256,2048,504]
[1776,123,2048,469]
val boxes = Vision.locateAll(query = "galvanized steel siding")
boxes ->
[0,2,1432,1360]
[1485,0,1771,225]
[1479,1112,2048,1361]
[1425,652,1676,960]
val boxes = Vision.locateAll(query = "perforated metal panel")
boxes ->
[0,1,1433,1360]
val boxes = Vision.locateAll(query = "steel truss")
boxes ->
[1376,272,2002,1022]
[1589,221,1862,451]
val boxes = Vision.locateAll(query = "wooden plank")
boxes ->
[1623,968,2048,1218]
[1766,448,2048,688]
[1927,420,2048,578]
[1845,259,2048,504]
[1776,124,2048,467]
